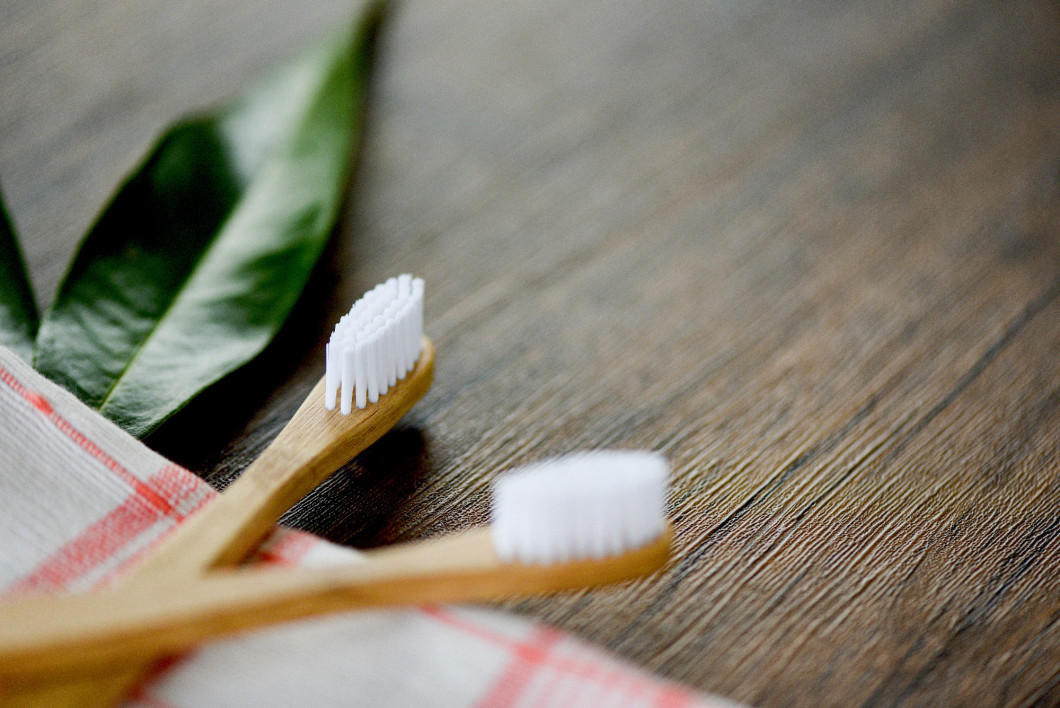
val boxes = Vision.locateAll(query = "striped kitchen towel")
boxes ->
[0,345,738,708]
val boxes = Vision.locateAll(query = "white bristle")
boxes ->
[490,450,669,564]
[324,275,425,413]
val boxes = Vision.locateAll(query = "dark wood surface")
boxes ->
[4,0,1060,705]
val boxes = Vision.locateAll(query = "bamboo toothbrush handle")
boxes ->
[132,337,434,584]
[0,339,434,706]
[0,526,673,683]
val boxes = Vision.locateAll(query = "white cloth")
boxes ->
[0,345,738,707]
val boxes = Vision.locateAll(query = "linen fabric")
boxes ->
[0,346,738,708]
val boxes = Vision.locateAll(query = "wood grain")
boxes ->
[3,0,1060,706]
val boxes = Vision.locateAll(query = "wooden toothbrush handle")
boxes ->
[0,340,434,707]
[0,527,673,683]
[137,337,435,583]
[0,674,135,708]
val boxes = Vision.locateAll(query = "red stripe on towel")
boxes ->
[475,626,562,708]
[5,490,166,595]
[5,465,208,595]
[0,368,175,516]
[425,607,697,707]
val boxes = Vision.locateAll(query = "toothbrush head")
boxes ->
[491,450,670,564]
[325,275,425,414]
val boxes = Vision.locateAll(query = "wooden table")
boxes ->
[3,0,1060,705]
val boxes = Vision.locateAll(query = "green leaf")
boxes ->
[0,187,39,362]
[35,2,386,438]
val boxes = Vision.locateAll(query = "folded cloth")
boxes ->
[0,345,738,708]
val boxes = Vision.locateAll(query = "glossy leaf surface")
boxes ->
[34,5,384,437]
[0,189,38,362]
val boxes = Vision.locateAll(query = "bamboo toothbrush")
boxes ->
[117,274,434,585]
[0,451,673,683]
[1,276,433,705]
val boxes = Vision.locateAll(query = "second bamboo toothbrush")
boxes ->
[0,451,673,682]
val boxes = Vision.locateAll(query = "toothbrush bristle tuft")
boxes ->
[491,450,669,564]
[324,275,424,413]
